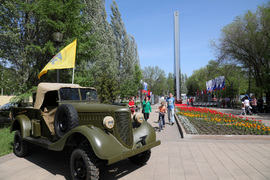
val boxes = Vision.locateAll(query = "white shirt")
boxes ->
[244,99,250,107]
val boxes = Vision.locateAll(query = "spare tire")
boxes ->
[54,104,79,139]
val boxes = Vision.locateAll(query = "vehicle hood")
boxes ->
[62,102,129,113]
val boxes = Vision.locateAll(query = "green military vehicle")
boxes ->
[10,83,160,180]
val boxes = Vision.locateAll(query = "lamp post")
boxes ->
[52,32,63,83]
[140,80,143,109]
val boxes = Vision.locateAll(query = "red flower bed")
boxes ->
[177,107,270,135]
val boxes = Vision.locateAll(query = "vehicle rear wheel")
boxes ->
[13,130,29,157]
[54,104,79,138]
[70,148,99,180]
[129,150,151,165]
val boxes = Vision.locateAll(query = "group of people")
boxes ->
[240,95,258,115]
[128,93,176,130]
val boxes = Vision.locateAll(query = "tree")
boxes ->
[212,2,270,106]
[167,73,174,95]
[0,0,141,104]
[142,66,167,95]
[110,0,126,84]
[0,62,17,95]
[83,0,117,81]
[110,1,139,84]
[96,72,118,104]
[186,60,247,99]
[0,0,97,93]
[186,75,200,97]
[181,73,188,94]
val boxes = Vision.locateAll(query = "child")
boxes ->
[240,102,246,115]
[158,101,167,129]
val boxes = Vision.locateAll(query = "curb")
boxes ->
[174,112,185,138]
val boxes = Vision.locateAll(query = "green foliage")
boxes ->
[96,73,119,104]
[118,64,143,101]
[10,86,37,104]
[181,73,188,94]
[167,73,174,95]
[186,75,200,97]
[142,66,167,95]
[110,0,139,84]
[74,62,94,87]
[0,125,14,157]
[119,80,136,101]
[134,64,143,86]
[0,0,140,103]
[0,0,97,92]
[186,60,247,98]
[213,2,270,104]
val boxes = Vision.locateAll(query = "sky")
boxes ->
[105,0,268,77]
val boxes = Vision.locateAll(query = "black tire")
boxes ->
[54,104,79,138]
[129,150,151,165]
[13,130,29,157]
[70,148,99,180]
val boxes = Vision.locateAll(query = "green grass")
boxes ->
[0,124,14,157]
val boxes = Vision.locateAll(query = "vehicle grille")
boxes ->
[115,112,133,147]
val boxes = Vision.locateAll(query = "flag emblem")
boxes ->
[38,39,77,79]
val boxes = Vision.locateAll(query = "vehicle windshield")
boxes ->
[81,89,98,101]
[59,88,98,101]
[60,88,80,100]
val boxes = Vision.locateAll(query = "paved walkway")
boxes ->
[1,104,270,180]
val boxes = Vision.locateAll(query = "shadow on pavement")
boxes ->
[23,146,142,180]
[24,146,72,179]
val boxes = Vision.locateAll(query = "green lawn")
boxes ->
[0,124,14,157]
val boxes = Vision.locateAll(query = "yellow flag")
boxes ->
[38,39,77,79]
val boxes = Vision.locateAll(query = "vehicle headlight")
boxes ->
[133,113,144,124]
[103,116,115,129]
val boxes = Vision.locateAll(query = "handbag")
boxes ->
[142,109,145,113]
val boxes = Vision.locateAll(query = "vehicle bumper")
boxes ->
[107,140,161,165]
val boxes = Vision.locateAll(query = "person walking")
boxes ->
[166,93,175,125]
[251,95,258,115]
[244,96,252,115]
[240,102,246,115]
[158,101,167,129]
[143,96,152,121]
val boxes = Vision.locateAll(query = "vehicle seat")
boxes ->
[40,90,59,135]
[42,106,57,135]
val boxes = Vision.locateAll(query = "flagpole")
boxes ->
[72,68,75,84]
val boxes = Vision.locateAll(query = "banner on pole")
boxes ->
[206,76,226,92]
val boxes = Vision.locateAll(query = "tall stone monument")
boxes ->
[174,11,181,100]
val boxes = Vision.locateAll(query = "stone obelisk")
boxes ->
[174,11,181,100]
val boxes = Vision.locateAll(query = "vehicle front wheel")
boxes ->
[70,148,99,180]
[129,150,151,165]
[13,130,29,157]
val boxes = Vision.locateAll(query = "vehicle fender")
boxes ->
[49,126,128,160]
[133,121,157,145]
[10,114,31,138]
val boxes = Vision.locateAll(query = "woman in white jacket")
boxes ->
[244,96,252,115]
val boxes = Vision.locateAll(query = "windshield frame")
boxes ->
[58,87,99,102]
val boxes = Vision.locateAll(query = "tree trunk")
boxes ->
[266,91,270,113]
